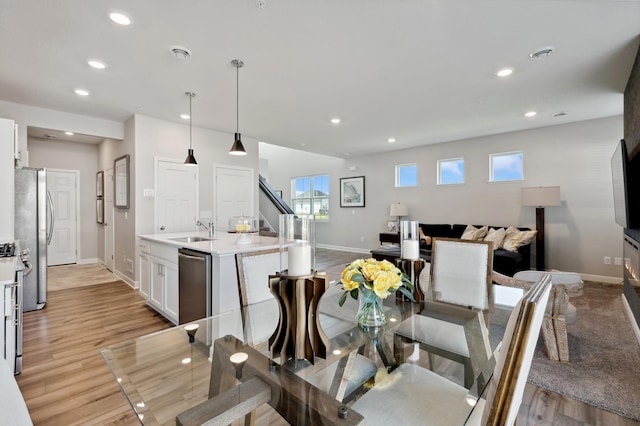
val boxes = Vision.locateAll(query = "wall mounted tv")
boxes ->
[611,139,640,229]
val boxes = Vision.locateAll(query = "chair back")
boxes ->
[430,238,493,311]
[481,273,552,426]
[235,248,281,307]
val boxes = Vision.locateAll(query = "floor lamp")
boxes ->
[521,186,561,271]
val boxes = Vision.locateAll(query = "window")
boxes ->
[437,158,464,184]
[395,163,417,187]
[291,174,329,220]
[490,151,523,182]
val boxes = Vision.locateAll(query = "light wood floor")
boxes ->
[16,250,639,425]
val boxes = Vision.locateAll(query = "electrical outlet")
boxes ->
[604,256,611,265]
[614,257,622,266]
[126,258,134,273]
[360,236,365,242]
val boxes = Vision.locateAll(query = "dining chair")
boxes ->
[395,237,494,388]
[352,273,552,426]
[235,251,376,403]
[429,237,494,312]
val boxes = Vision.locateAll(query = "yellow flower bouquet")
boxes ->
[338,258,414,326]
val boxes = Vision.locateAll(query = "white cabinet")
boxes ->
[138,253,150,300]
[164,261,179,322]
[138,239,179,325]
[149,258,164,311]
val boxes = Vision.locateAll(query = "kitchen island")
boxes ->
[137,231,280,324]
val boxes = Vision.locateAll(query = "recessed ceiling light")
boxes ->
[87,59,107,69]
[524,111,537,117]
[552,112,567,118]
[74,88,90,96]
[170,47,191,60]
[344,152,351,156]
[64,131,74,136]
[109,11,132,26]
[529,46,555,60]
[496,68,513,77]
[44,134,56,139]
[387,137,396,143]
[330,118,341,124]
[180,114,190,120]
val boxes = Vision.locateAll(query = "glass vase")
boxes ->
[356,288,387,327]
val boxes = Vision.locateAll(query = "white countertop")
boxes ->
[0,257,17,284]
[138,231,280,255]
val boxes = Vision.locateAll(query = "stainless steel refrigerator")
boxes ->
[14,168,50,312]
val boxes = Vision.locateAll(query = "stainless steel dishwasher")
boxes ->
[178,248,212,324]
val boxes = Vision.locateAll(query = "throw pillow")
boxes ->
[419,228,432,245]
[502,229,537,252]
[484,227,506,249]
[461,224,488,241]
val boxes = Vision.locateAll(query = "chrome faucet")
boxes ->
[196,220,214,238]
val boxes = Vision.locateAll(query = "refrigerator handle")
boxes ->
[46,190,55,245]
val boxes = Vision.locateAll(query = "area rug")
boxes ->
[526,282,640,421]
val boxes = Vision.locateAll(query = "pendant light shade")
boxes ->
[230,59,247,156]
[184,91,198,165]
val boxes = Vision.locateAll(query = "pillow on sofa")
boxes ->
[461,224,488,241]
[484,227,506,249]
[503,227,537,252]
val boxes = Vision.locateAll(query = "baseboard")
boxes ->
[113,269,137,289]
[580,273,622,284]
[316,244,371,254]
[77,257,99,265]
[621,295,640,346]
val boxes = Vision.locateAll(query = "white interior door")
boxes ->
[155,159,198,233]
[215,166,254,231]
[104,168,114,271]
[47,169,78,266]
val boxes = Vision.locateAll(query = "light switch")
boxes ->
[143,189,155,198]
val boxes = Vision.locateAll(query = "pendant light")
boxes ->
[229,59,247,156]
[184,91,198,165]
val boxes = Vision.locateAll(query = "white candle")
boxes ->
[402,240,420,260]
[288,243,311,276]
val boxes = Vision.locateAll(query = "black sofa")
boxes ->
[419,224,532,276]
[371,224,532,277]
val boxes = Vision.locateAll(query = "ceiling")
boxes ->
[1,0,639,157]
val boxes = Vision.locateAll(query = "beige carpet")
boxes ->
[47,263,118,291]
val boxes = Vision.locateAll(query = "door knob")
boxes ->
[160,226,165,231]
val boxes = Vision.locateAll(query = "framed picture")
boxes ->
[96,171,104,198]
[387,220,398,233]
[96,198,104,224]
[114,154,130,209]
[340,176,365,208]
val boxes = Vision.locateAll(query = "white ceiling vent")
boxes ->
[170,46,191,60]
[529,46,555,60]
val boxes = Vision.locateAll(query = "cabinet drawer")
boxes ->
[150,243,178,263]
[138,239,151,254]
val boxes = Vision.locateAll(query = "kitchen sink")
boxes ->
[169,236,213,243]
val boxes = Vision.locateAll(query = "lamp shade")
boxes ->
[521,186,561,207]
[390,202,409,217]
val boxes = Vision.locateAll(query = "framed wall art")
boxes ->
[340,176,365,208]
[96,171,104,198]
[114,154,130,209]
[96,198,104,224]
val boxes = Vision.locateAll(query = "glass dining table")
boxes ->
[100,287,503,425]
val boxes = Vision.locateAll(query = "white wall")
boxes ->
[261,116,624,280]
[132,114,259,281]
[0,100,123,168]
[28,138,100,262]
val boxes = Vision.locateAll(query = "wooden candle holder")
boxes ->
[395,258,426,304]
[268,271,329,365]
